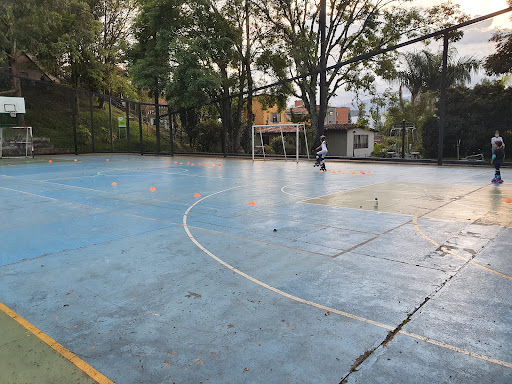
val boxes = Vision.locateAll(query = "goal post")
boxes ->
[0,126,34,158]
[252,124,309,162]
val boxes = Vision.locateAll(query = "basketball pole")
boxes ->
[318,0,326,138]
[438,33,449,166]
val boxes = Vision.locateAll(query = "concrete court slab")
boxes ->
[1,155,511,384]
[346,333,512,384]
[0,311,96,384]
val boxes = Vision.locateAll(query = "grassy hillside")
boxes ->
[0,82,178,154]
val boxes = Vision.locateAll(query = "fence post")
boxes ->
[108,96,113,152]
[168,107,174,157]
[401,119,406,159]
[126,100,130,151]
[155,94,160,153]
[89,92,95,152]
[72,88,78,155]
[139,103,143,155]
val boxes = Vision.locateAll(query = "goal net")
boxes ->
[252,124,309,162]
[0,126,34,158]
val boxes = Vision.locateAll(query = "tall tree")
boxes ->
[0,0,60,95]
[396,49,480,106]
[252,0,468,138]
[484,0,512,76]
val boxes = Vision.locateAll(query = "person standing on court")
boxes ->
[491,140,504,183]
[491,130,505,155]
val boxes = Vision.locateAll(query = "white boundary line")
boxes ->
[183,186,512,369]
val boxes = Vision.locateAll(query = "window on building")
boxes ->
[354,134,369,149]
[271,113,281,123]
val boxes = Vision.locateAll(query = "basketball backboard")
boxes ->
[0,97,26,117]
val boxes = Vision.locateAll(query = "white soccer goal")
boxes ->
[252,124,309,162]
[0,126,34,158]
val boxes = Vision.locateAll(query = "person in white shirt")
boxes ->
[491,130,505,154]
[314,135,328,171]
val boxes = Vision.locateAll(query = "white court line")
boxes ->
[183,186,512,369]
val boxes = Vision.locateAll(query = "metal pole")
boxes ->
[303,125,310,159]
[259,127,265,159]
[108,96,113,152]
[138,103,143,155]
[296,124,299,163]
[89,92,95,152]
[401,119,406,159]
[438,33,449,166]
[318,0,326,137]
[72,89,78,155]
[281,125,287,159]
[169,108,174,157]
[126,100,130,151]
[155,93,160,153]
[252,124,254,161]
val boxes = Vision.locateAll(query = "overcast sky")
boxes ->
[331,0,512,107]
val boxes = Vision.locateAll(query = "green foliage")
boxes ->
[270,135,297,155]
[197,119,222,153]
[421,82,512,159]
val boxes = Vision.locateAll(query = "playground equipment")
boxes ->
[388,121,420,158]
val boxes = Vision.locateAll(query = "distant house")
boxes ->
[324,124,375,157]
[255,123,374,158]
[285,100,350,125]
[245,96,287,125]
[1,53,60,83]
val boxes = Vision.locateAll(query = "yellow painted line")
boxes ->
[0,302,115,384]
[184,188,512,369]
[400,330,512,369]
[413,210,512,281]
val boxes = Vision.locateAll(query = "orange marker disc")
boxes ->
[149,187,156,191]
[194,193,201,197]
[111,182,117,186]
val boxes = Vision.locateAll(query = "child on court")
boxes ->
[491,140,504,183]
[314,135,328,171]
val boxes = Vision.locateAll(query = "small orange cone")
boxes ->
[248,201,257,205]
[111,182,117,186]
[191,163,195,165]
[187,162,190,164]
[179,162,183,164]
[194,193,201,197]
[149,187,156,191]
[167,161,170,164]
[48,160,52,163]
[74,159,78,162]
[174,161,178,164]
[218,164,222,166]
[204,164,208,166]
[332,171,336,174]
[350,171,356,174]
[504,198,512,203]
[360,171,365,174]
[106,159,109,162]
[198,162,202,165]
[367,171,372,174]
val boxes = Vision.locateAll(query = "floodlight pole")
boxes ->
[318,0,326,137]
[438,33,449,166]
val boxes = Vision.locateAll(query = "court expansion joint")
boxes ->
[184,184,512,378]
[339,246,475,383]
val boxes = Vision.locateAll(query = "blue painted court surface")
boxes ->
[0,154,511,383]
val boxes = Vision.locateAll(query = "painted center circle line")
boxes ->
[182,186,512,369]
